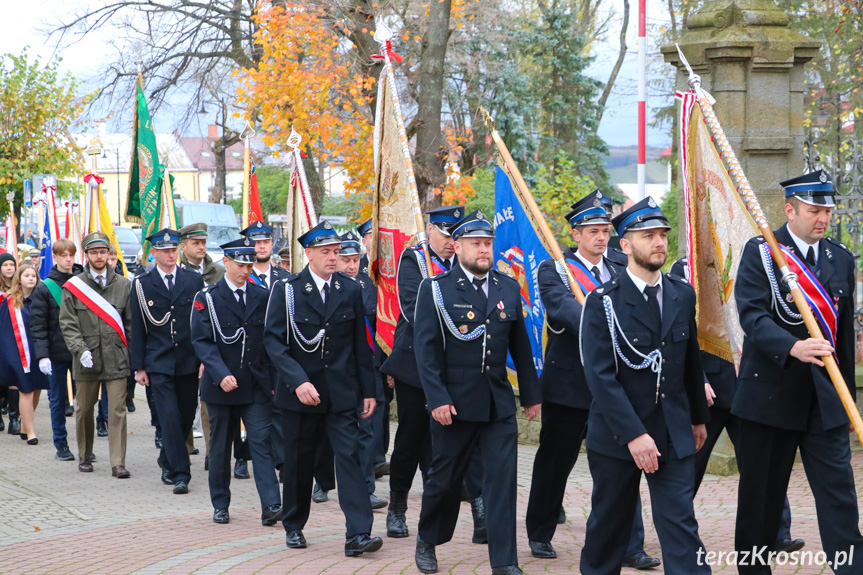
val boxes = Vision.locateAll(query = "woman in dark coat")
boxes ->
[0,263,49,443]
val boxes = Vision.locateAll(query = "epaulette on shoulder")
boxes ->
[492,269,518,283]
[285,273,302,283]
[592,278,620,296]
[825,236,854,258]
[429,269,451,280]
[248,281,268,292]
[200,285,210,293]
[667,273,691,285]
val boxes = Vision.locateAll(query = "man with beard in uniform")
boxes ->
[579,197,711,574]
[412,210,541,575]
[525,191,659,570]
[264,221,383,556]
[380,207,487,544]
[732,170,862,574]
[130,229,204,494]
[190,238,282,526]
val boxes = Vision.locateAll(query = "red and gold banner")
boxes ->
[370,49,424,355]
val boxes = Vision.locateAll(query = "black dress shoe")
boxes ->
[415,538,438,573]
[621,551,661,570]
[285,530,306,548]
[97,421,108,437]
[774,538,805,553]
[154,429,162,448]
[529,540,557,558]
[312,483,328,503]
[557,507,566,524]
[233,458,250,479]
[173,481,189,494]
[370,493,388,509]
[491,566,524,575]
[8,418,20,435]
[20,433,27,440]
[345,533,383,557]
[27,437,38,445]
[261,504,282,526]
[190,447,199,455]
[0,416,5,432]
[126,399,136,412]
[157,458,173,485]
[213,508,230,524]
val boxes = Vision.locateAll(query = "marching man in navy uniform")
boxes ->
[412,210,541,575]
[130,229,204,494]
[382,206,487,544]
[579,198,711,574]
[264,221,383,557]
[190,238,282,526]
[732,170,862,574]
[525,191,658,570]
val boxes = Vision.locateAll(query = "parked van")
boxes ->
[174,200,241,262]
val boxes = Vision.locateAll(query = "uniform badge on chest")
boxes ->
[304,283,313,293]
[148,300,154,307]
[459,325,468,334]
[466,310,475,320]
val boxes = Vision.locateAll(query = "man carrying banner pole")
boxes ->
[524,192,658,570]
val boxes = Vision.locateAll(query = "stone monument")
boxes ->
[662,0,820,224]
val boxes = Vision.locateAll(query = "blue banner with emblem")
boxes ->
[492,164,550,381]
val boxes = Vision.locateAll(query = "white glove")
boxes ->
[80,350,94,369]
[39,358,52,375]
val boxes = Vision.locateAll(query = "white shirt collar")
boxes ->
[575,250,606,278]
[309,268,332,294]
[157,265,177,282]
[786,225,819,264]
[225,276,246,293]
[459,264,489,296]
[627,268,661,294]
[256,264,271,281]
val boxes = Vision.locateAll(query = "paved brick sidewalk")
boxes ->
[0,402,860,574]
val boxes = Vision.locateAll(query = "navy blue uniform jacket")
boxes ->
[731,226,856,431]
[264,267,375,414]
[190,278,272,405]
[413,266,541,422]
[130,266,203,377]
[580,271,710,460]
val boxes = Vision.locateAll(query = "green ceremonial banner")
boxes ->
[124,75,162,261]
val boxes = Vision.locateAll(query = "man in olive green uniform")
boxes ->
[179,223,227,469]
[59,232,133,478]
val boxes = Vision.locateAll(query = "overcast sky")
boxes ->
[1,1,674,148]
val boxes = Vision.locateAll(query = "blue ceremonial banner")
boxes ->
[492,164,550,382]
[39,204,53,279]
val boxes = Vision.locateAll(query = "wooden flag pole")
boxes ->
[67,371,74,409]
[479,107,586,305]
[676,45,863,445]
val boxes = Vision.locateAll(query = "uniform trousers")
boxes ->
[526,402,647,551]
[374,377,395,466]
[313,404,378,495]
[695,406,793,540]
[735,413,863,575]
[282,408,373,537]
[418,415,518,568]
[389,380,433,492]
[580,449,710,575]
[76,379,127,467]
[151,373,199,483]
[207,398,280,510]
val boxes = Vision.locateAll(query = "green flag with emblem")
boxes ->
[124,74,164,261]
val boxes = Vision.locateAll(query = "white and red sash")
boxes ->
[8,297,31,373]
[64,275,128,347]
